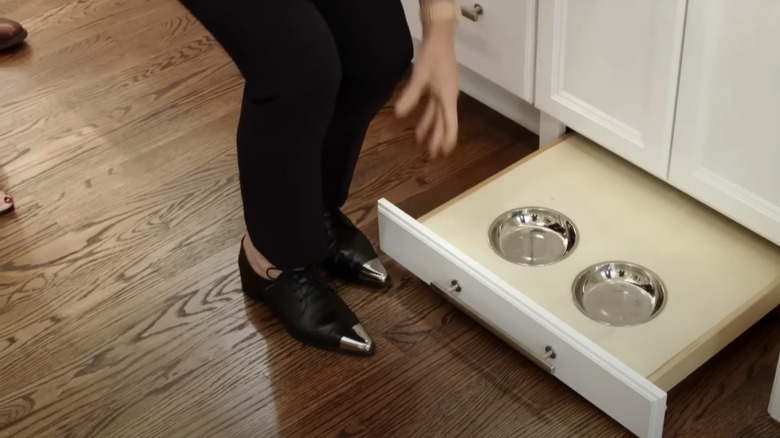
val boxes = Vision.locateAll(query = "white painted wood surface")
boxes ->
[769,350,780,421]
[396,1,780,426]
[456,63,541,135]
[539,111,566,147]
[668,0,780,247]
[407,38,542,136]
[771,351,780,422]
[399,0,538,103]
[535,0,687,179]
[422,135,780,389]
[377,134,780,436]
[378,197,667,438]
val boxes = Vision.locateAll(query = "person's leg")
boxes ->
[180,0,343,270]
[179,0,374,355]
[312,0,414,287]
[315,0,414,209]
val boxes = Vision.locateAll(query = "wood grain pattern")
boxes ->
[1,1,779,437]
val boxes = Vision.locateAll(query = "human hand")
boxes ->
[395,21,459,159]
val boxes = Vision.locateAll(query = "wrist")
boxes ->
[419,0,458,41]
[419,0,456,6]
[422,19,455,40]
[420,1,458,25]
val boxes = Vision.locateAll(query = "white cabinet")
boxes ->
[400,0,537,102]
[771,350,780,422]
[399,0,541,132]
[535,0,687,179]
[378,134,780,438]
[668,0,780,247]
[389,2,780,436]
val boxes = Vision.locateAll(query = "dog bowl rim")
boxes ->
[487,206,580,267]
[571,260,669,327]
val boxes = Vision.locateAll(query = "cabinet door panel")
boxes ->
[668,0,780,246]
[400,0,537,102]
[535,0,687,178]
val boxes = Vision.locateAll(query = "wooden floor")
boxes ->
[2,1,780,437]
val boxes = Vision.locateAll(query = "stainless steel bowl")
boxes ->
[572,261,667,327]
[488,207,579,266]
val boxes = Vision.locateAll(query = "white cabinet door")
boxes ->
[400,0,538,102]
[535,0,687,179]
[668,0,780,247]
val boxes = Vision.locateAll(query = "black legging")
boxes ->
[179,0,413,269]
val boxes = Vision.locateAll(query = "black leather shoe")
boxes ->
[0,18,27,51]
[322,208,389,288]
[238,240,375,356]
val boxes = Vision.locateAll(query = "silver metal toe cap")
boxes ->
[339,323,374,354]
[361,258,388,284]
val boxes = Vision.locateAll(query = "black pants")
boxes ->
[179,0,413,269]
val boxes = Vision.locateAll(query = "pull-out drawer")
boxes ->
[377,134,780,438]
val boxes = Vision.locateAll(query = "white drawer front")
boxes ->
[378,199,666,438]
[400,0,537,102]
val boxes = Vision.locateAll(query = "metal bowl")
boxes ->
[572,261,667,327]
[488,207,579,266]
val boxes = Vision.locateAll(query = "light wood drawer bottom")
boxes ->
[378,134,780,438]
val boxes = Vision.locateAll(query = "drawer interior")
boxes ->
[420,134,780,391]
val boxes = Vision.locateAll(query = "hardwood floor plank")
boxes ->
[665,308,780,437]
[1,247,253,437]
[340,95,537,230]
[25,249,399,438]
[0,335,61,400]
[0,151,242,352]
[0,200,67,266]
[1,1,240,208]
[2,1,780,437]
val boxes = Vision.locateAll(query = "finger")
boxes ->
[428,103,445,159]
[395,74,425,118]
[415,98,436,144]
[441,92,459,156]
